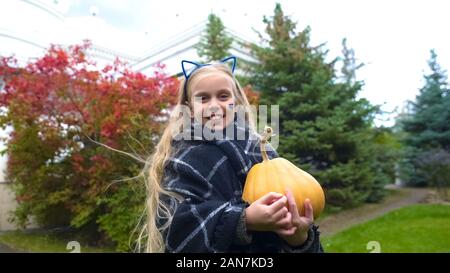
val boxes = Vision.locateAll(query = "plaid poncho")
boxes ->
[159,117,323,253]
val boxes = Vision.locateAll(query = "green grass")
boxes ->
[322,204,450,253]
[0,231,115,253]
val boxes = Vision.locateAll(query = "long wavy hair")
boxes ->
[137,63,256,252]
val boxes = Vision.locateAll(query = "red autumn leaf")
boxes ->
[0,41,180,248]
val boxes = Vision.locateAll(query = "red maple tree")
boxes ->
[0,41,179,251]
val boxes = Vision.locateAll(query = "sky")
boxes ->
[2,0,450,126]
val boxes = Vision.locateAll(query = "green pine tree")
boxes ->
[250,3,382,208]
[341,38,364,84]
[399,49,450,186]
[196,13,233,62]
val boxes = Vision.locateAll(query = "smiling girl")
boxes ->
[139,57,323,253]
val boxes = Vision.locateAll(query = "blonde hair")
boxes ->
[138,62,255,252]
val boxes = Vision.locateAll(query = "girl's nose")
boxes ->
[208,97,220,112]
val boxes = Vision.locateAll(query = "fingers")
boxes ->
[256,192,283,205]
[268,195,287,212]
[286,192,314,229]
[275,212,293,229]
[285,190,300,219]
[276,226,297,236]
[272,206,289,222]
[304,198,314,221]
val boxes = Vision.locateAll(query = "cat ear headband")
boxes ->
[181,56,237,103]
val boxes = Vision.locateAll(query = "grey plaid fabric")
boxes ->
[159,116,323,253]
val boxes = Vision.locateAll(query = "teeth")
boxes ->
[210,115,223,120]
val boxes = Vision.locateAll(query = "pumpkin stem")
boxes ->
[260,126,273,162]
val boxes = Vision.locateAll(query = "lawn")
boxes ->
[322,204,450,253]
[0,230,115,253]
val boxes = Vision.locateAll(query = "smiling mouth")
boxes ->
[206,113,225,121]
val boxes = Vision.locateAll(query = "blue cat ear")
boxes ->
[220,56,237,73]
[181,60,203,79]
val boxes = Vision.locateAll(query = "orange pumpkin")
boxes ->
[242,126,326,219]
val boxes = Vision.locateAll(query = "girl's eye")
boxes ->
[219,94,230,100]
[195,95,208,102]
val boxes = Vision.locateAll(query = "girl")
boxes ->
[139,57,323,253]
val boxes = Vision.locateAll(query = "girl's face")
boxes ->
[190,72,236,131]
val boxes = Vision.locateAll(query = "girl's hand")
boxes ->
[245,192,291,232]
[275,191,314,247]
